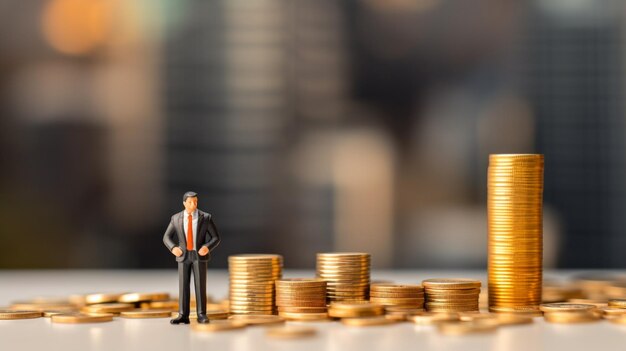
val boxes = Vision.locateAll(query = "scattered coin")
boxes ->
[119,310,172,318]
[191,320,247,332]
[51,313,114,324]
[0,310,42,320]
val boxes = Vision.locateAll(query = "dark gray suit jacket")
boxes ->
[163,210,221,262]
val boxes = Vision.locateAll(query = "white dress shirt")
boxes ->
[183,209,198,251]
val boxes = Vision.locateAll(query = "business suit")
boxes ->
[163,209,220,323]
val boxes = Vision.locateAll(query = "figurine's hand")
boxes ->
[198,246,209,256]
[172,247,183,257]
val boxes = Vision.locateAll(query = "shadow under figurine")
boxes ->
[163,191,221,324]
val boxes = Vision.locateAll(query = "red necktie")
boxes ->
[186,214,194,250]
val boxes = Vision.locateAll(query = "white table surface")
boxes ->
[1,269,625,351]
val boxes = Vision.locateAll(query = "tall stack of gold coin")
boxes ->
[488,154,544,314]
[422,279,481,312]
[369,284,424,310]
[316,253,370,302]
[275,279,328,320]
[229,254,283,315]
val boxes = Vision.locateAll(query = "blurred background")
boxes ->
[0,0,624,269]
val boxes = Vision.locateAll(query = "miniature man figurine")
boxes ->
[163,191,221,324]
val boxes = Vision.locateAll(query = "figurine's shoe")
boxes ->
[197,314,209,324]
[170,315,190,324]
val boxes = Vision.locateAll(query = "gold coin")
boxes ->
[384,307,425,321]
[85,293,126,305]
[277,307,328,313]
[370,298,424,305]
[229,253,283,259]
[601,307,626,318]
[144,300,179,310]
[608,299,626,308]
[567,299,608,307]
[544,311,600,324]
[276,278,325,285]
[191,320,246,332]
[228,314,285,325]
[43,310,74,317]
[266,326,317,338]
[276,300,326,307]
[229,287,275,292]
[608,315,626,325]
[0,310,42,320]
[81,303,136,314]
[422,279,482,289]
[317,252,370,257]
[8,303,77,312]
[119,310,172,318]
[371,283,423,290]
[119,292,170,303]
[278,312,330,321]
[51,313,114,324]
[539,303,596,313]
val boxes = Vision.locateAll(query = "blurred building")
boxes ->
[0,0,624,269]
[528,0,626,267]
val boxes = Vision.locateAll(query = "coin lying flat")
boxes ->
[543,311,600,324]
[608,315,626,325]
[278,312,330,321]
[228,314,285,326]
[51,313,114,324]
[540,303,597,313]
[81,303,135,314]
[191,320,247,332]
[84,293,126,305]
[601,307,626,318]
[608,299,626,308]
[0,310,42,320]
[119,292,170,303]
[119,310,172,318]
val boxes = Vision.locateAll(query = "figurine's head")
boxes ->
[183,191,198,213]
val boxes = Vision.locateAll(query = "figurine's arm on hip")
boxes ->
[163,219,178,252]
[201,215,221,252]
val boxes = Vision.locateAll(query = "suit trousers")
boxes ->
[177,250,207,317]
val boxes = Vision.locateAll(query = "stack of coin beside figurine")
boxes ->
[228,254,283,315]
[275,278,329,321]
[316,252,371,302]
[488,154,544,315]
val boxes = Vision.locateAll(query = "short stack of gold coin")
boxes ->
[316,253,370,302]
[422,279,481,313]
[229,254,283,315]
[369,284,424,311]
[488,154,544,314]
[541,303,600,323]
[276,278,328,320]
